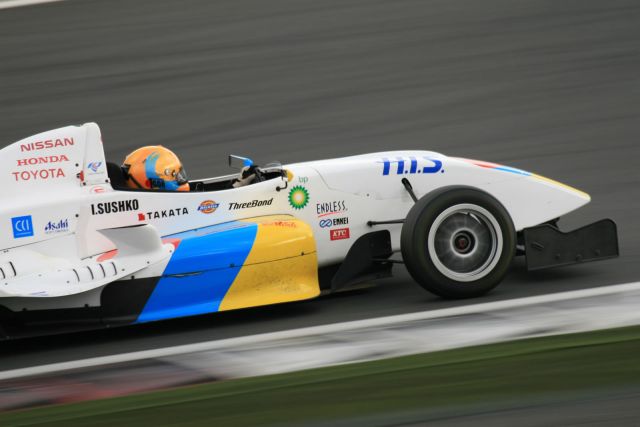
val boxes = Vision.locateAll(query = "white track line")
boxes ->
[0,0,66,10]
[1,281,639,381]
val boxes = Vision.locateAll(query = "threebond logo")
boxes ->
[198,200,219,214]
[288,186,309,210]
[12,215,33,239]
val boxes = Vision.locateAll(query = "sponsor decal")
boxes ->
[87,161,102,173]
[228,198,274,210]
[288,186,309,210]
[316,200,347,217]
[91,199,139,215]
[140,207,189,220]
[264,220,297,228]
[330,227,350,241]
[90,186,106,193]
[11,215,33,239]
[20,137,74,152]
[16,154,69,167]
[11,168,66,181]
[44,218,69,234]
[298,176,309,184]
[198,200,220,214]
[319,217,349,228]
[379,156,443,176]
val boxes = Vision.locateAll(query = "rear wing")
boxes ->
[0,122,108,199]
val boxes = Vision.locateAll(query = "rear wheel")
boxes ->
[401,187,515,299]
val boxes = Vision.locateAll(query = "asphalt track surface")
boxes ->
[0,0,639,375]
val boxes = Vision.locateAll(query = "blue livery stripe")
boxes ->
[136,221,258,323]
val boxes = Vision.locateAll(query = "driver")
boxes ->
[122,146,189,192]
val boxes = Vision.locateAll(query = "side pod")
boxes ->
[523,219,619,271]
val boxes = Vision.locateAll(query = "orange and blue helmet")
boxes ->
[122,146,189,192]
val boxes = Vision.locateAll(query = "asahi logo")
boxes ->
[91,199,139,215]
[44,219,69,234]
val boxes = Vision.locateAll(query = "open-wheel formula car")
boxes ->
[0,123,619,338]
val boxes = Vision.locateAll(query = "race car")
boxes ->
[0,123,618,338]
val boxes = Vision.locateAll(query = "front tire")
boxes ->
[401,187,515,299]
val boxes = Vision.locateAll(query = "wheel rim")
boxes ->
[427,204,503,282]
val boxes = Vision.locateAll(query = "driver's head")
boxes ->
[122,146,189,192]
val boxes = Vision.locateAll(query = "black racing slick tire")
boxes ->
[400,187,516,299]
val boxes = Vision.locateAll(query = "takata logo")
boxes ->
[379,157,443,176]
[330,228,350,241]
[11,215,33,239]
[198,200,219,214]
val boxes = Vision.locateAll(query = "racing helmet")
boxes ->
[122,146,189,192]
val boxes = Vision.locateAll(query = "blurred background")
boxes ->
[1,0,640,425]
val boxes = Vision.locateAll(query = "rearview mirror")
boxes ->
[228,155,254,170]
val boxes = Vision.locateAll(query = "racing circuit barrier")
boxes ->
[2,282,640,410]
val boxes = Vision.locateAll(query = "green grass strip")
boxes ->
[3,325,640,427]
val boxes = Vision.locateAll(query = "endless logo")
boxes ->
[44,219,69,234]
[91,199,139,215]
[379,156,443,176]
[316,200,347,217]
[198,200,220,214]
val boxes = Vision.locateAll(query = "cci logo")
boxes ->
[319,219,333,228]
[12,215,33,239]
[379,157,443,176]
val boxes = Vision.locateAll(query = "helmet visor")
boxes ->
[175,167,188,185]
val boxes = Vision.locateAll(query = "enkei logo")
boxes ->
[379,156,443,176]
[198,200,219,214]
[330,228,350,241]
[319,217,349,228]
[11,215,33,239]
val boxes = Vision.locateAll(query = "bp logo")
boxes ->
[288,186,309,210]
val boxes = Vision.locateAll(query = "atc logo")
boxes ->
[198,200,219,214]
[12,215,33,239]
[330,228,350,241]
